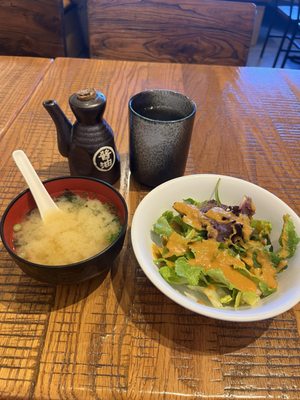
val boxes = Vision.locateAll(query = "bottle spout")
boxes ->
[43,100,72,158]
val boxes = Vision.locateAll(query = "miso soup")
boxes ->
[13,192,122,266]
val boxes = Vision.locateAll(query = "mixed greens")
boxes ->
[151,181,299,308]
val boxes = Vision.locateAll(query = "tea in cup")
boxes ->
[128,89,196,187]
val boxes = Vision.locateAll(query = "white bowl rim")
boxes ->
[131,173,300,322]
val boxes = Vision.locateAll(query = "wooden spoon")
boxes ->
[12,150,60,221]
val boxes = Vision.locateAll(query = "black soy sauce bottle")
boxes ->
[43,88,120,185]
[68,89,121,184]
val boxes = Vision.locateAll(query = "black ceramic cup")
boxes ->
[129,89,196,187]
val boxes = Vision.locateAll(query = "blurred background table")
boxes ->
[0,56,52,135]
[0,57,299,399]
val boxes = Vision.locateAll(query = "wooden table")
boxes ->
[0,56,52,135]
[0,57,299,400]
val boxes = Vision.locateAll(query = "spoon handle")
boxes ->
[12,150,59,220]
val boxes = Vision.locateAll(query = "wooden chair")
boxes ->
[87,0,256,66]
[0,0,66,57]
[0,0,87,58]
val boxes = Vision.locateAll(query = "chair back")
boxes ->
[0,0,66,57]
[87,0,256,66]
[277,0,300,21]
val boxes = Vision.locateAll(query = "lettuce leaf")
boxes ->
[201,285,223,308]
[251,219,272,236]
[185,285,229,308]
[258,280,276,297]
[233,290,259,308]
[183,198,200,207]
[233,264,274,297]
[241,291,260,306]
[153,215,174,238]
[175,257,206,286]
[277,214,300,259]
[234,291,242,308]
[214,178,222,205]
[159,266,187,285]
[205,268,235,290]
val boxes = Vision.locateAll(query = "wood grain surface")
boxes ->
[0,0,66,57]
[0,56,52,136]
[0,57,299,399]
[88,0,256,66]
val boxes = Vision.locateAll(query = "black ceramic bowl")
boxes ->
[0,176,128,285]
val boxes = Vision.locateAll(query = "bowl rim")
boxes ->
[131,173,300,322]
[0,175,128,270]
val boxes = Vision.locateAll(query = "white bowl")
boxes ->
[131,174,300,322]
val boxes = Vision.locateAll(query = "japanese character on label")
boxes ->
[100,159,113,169]
[98,148,112,162]
[93,146,116,172]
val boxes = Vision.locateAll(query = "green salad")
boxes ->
[151,182,299,308]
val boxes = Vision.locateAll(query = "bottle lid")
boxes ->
[76,88,97,102]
